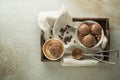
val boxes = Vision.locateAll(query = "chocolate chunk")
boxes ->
[49,37,52,39]
[59,25,73,43]
[61,33,64,36]
[50,29,53,35]
[60,25,71,36]
[60,28,66,34]
[74,40,76,43]
[65,27,67,30]
[64,35,73,44]
[66,31,69,34]
[66,25,71,28]
[59,35,63,40]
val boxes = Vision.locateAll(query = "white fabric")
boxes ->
[38,10,59,40]
[61,55,98,66]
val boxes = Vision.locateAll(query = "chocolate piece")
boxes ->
[66,31,69,34]
[60,25,71,37]
[74,40,76,43]
[64,35,73,44]
[59,35,63,40]
[61,33,64,36]
[50,29,53,35]
[60,28,66,34]
[66,25,71,28]
[49,37,52,39]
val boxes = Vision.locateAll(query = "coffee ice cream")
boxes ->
[91,23,102,35]
[72,48,83,60]
[82,34,96,47]
[77,22,103,48]
[78,23,90,36]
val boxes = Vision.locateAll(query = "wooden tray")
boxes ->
[40,18,110,62]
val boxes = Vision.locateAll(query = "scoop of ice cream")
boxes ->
[72,48,83,60]
[82,34,96,47]
[78,23,90,36]
[91,23,102,35]
[49,44,63,58]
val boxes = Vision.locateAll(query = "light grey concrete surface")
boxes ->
[0,0,120,80]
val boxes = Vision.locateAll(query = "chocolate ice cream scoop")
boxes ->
[91,23,102,35]
[78,23,90,36]
[72,48,83,60]
[82,34,96,47]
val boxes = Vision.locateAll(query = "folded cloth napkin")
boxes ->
[38,9,59,40]
[38,6,69,41]
[38,6,108,66]
[61,55,98,66]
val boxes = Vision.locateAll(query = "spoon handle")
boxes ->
[84,50,119,57]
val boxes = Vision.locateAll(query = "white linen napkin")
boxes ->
[38,6,67,40]
[61,55,98,66]
[38,10,58,40]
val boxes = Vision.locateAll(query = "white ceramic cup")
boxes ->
[42,38,65,60]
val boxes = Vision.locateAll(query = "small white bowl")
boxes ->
[42,38,65,60]
[75,20,104,50]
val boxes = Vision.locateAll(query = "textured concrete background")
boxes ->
[0,0,120,80]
